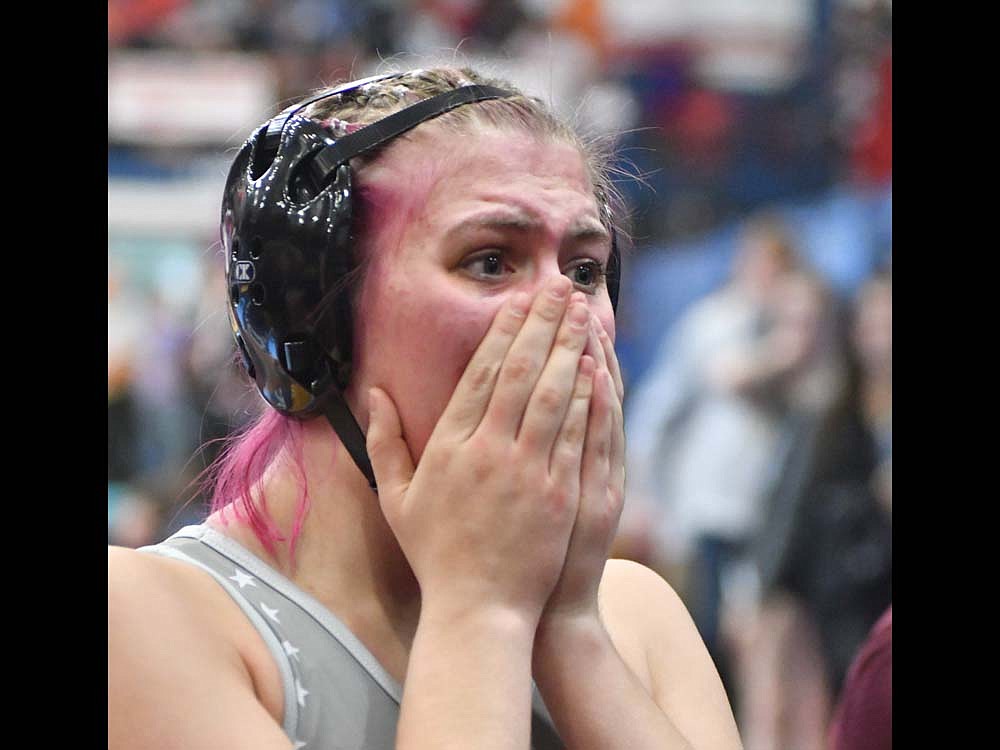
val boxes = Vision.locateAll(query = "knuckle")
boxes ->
[596,437,611,461]
[465,361,497,392]
[555,326,584,351]
[497,310,525,336]
[502,353,535,383]
[535,384,565,414]
[558,420,585,449]
[366,431,389,455]
[608,486,624,512]
[470,455,493,484]
[543,480,573,514]
[466,435,500,481]
[536,299,564,323]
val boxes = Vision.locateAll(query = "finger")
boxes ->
[436,291,532,436]
[595,319,625,404]
[366,387,415,507]
[585,318,622,487]
[482,276,574,436]
[608,370,626,503]
[586,315,607,372]
[549,354,595,485]
[579,369,619,539]
[580,369,614,505]
[517,295,592,452]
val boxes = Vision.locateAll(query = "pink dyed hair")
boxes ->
[207,409,310,559]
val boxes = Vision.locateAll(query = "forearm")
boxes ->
[532,614,695,750]
[397,600,537,750]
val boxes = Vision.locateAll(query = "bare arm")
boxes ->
[533,560,743,750]
[108,546,294,750]
[399,602,538,750]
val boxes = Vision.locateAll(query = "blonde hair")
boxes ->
[298,66,622,237]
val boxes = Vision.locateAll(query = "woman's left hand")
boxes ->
[536,314,626,631]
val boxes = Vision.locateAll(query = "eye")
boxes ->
[461,250,511,280]
[480,253,503,276]
[565,260,606,293]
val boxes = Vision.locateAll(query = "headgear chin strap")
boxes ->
[222,73,621,491]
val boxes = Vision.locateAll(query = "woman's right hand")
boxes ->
[366,275,596,626]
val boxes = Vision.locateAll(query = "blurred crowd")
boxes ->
[109,1,891,747]
[618,216,890,749]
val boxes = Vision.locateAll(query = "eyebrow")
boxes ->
[449,209,610,243]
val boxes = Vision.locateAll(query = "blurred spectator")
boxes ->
[130,290,201,487]
[108,482,163,548]
[853,271,891,516]
[109,264,145,483]
[622,214,837,698]
[735,269,892,750]
[827,605,892,750]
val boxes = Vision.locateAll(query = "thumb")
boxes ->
[366,387,415,504]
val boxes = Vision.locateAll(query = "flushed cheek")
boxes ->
[358,286,499,458]
[397,301,493,387]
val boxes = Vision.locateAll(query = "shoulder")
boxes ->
[108,544,245,642]
[108,545,290,750]
[599,559,744,750]
[598,558,692,641]
[598,559,704,667]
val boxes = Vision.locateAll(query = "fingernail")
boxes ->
[368,388,379,417]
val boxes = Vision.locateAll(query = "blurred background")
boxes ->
[108,1,891,747]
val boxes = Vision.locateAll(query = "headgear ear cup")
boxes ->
[222,74,622,489]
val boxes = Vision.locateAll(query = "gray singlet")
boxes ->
[139,524,564,749]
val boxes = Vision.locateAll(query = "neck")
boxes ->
[206,418,421,658]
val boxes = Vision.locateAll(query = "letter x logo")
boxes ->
[235,261,255,283]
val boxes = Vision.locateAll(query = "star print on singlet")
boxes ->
[139,524,565,749]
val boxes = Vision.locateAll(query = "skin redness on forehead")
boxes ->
[355,145,444,266]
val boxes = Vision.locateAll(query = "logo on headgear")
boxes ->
[234,261,255,283]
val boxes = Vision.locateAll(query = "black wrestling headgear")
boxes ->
[221,72,621,489]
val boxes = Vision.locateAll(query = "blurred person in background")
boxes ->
[109,66,743,750]
[736,268,891,750]
[130,290,201,484]
[852,271,891,517]
[109,483,165,549]
[109,263,143,487]
[109,263,164,547]
[621,214,811,700]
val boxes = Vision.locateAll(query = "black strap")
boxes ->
[306,85,515,188]
[320,381,378,490]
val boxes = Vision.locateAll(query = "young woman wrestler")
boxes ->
[108,67,743,750]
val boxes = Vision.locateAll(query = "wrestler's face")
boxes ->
[346,126,615,462]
